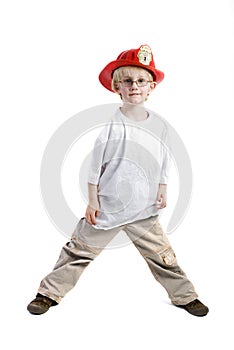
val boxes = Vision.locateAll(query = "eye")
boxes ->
[123,78,132,83]
[138,78,147,83]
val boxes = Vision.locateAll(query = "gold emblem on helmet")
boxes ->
[137,45,152,65]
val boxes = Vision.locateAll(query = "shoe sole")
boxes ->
[186,307,209,317]
[176,304,209,317]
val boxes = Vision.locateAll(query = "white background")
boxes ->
[0,0,233,349]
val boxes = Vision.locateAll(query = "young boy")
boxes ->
[27,44,209,317]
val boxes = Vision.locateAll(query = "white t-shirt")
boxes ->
[88,108,170,229]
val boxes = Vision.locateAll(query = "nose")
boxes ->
[130,81,138,89]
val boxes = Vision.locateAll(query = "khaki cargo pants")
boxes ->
[38,216,198,305]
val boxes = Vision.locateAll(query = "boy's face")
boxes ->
[115,68,156,105]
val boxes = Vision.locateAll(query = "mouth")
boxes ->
[129,93,141,96]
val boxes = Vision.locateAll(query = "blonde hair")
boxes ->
[112,66,153,92]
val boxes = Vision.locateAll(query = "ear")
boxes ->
[149,82,157,91]
[112,83,122,99]
[112,82,120,93]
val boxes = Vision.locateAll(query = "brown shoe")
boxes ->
[27,294,57,315]
[176,299,209,317]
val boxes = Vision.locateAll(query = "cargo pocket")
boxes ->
[160,247,176,266]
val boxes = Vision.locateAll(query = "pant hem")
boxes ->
[38,288,62,304]
[171,293,198,306]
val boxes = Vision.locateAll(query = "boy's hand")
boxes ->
[86,183,100,225]
[85,202,100,225]
[156,184,167,209]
